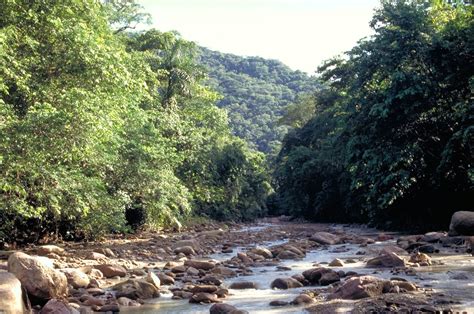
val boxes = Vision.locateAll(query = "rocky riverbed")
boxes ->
[1,218,473,313]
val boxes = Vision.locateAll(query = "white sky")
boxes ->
[138,0,380,74]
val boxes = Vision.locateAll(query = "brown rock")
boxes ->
[277,250,300,260]
[113,279,160,299]
[212,266,237,278]
[319,271,341,286]
[158,273,175,285]
[191,285,219,294]
[93,264,126,278]
[189,292,220,303]
[329,258,344,267]
[229,281,257,289]
[328,276,385,300]
[210,303,246,313]
[270,277,303,289]
[291,294,314,305]
[184,260,215,271]
[249,247,273,259]
[409,252,431,266]
[302,267,339,285]
[269,300,289,306]
[309,232,340,245]
[8,252,68,300]
[174,246,196,256]
[366,252,405,268]
[37,245,64,256]
[0,272,29,314]
[146,272,161,289]
[237,252,253,264]
[62,269,90,289]
[40,299,77,314]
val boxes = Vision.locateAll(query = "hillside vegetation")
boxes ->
[198,48,320,154]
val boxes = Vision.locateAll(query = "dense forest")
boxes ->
[0,0,472,247]
[198,48,320,155]
[271,0,473,230]
[0,1,270,244]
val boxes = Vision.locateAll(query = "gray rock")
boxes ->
[0,272,29,313]
[449,211,474,236]
[8,252,68,300]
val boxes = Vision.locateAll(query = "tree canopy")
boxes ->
[271,0,473,230]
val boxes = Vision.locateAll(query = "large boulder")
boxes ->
[8,252,68,301]
[270,277,303,289]
[366,252,405,268]
[328,276,385,300]
[0,272,29,313]
[309,232,341,245]
[449,211,474,236]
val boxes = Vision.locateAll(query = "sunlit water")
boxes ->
[121,224,474,314]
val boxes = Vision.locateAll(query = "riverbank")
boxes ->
[1,218,473,313]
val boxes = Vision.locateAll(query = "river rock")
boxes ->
[379,245,408,256]
[192,285,219,293]
[210,303,247,313]
[62,269,90,288]
[199,275,223,286]
[269,300,289,306]
[277,250,300,260]
[329,258,344,267]
[449,211,474,236]
[366,252,405,268]
[310,232,341,245]
[270,277,303,289]
[319,271,341,285]
[146,271,161,289]
[409,252,431,266]
[174,246,196,256]
[0,272,28,313]
[113,279,160,299]
[236,252,253,264]
[291,294,314,305]
[302,267,339,285]
[420,232,447,243]
[229,281,257,289]
[95,248,116,257]
[87,252,107,260]
[158,272,175,285]
[8,252,68,301]
[250,246,273,259]
[328,276,385,300]
[39,299,78,314]
[189,292,220,303]
[184,260,215,270]
[37,245,64,256]
[93,264,126,278]
[174,239,201,251]
[212,266,237,277]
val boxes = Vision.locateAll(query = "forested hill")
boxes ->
[198,47,320,154]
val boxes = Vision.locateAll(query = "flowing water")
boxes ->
[121,223,474,314]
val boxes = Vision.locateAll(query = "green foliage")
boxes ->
[273,0,473,230]
[0,0,269,244]
[198,48,320,155]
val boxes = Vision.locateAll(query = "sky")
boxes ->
[138,0,380,74]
